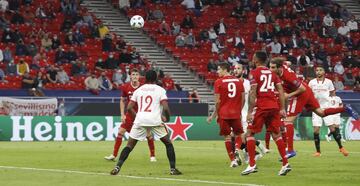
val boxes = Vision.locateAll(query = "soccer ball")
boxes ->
[130,15,144,28]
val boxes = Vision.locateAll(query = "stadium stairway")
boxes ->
[334,0,360,18]
[81,0,215,105]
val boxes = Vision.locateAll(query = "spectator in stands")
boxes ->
[51,34,61,50]
[185,31,196,48]
[171,21,181,36]
[347,16,358,32]
[211,39,225,53]
[293,0,305,13]
[239,49,249,65]
[228,51,240,66]
[342,51,358,68]
[189,88,200,103]
[158,20,171,35]
[27,39,38,57]
[266,11,276,23]
[0,48,3,62]
[338,22,350,37]
[231,1,245,20]
[252,27,263,42]
[151,5,164,21]
[287,33,299,49]
[297,49,310,66]
[316,45,329,69]
[344,69,356,86]
[3,47,12,63]
[95,58,105,72]
[330,4,341,19]
[214,18,227,36]
[41,33,53,51]
[267,38,281,54]
[256,9,266,24]
[55,47,67,65]
[272,21,282,36]
[85,73,100,94]
[11,10,24,24]
[61,0,77,15]
[175,32,186,47]
[16,59,29,76]
[174,80,182,91]
[102,33,113,52]
[98,72,113,91]
[130,47,141,64]
[112,69,124,89]
[56,66,70,84]
[150,61,164,79]
[207,59,217,72]
[22,72,42,96]
[13,29,23,44]
[2,28,15,43]
[83,11,94,28]
[130,0,144,8]
[181,15,195,29]
[35,5,48,19]
[0,67,6,82]
[91,24,100,38]
[227,31,245,49]
[66,47,78,62]
[334,61,345,75]
[71,60,81,76]
[33,72,47,94]
[105,53,119,69]
[0,0,8,12]
[323,13,333,27]
[277,6,289,20]
[299,35,311,48]
[119,49,132,64]
[279,37,289,54]
[181,0,195,9]
[281,23,293,37]
[0,14,9,29]
[115,35,127,50]
[6,60,16,75]
[208,27,218,42]
[46,65,58,84]
[98,23,110,39]
[15,40,28,56]
[73,29,85,45]
[262,25,273,42]
[162,73,175,91]
[198,28,209,42]
[333,76,344,91]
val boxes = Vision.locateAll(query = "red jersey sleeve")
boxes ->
[214,79,221,94]
[121,85,128,98]
[272,72,281,85]
[283,69,301,89]
[249,70,258,85]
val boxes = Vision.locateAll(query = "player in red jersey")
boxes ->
[241,51,291,176]
[207,63,245,168]
[269,57,359,159]
[104,69,156,162]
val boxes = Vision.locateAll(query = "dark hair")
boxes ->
[254,51,268,64]
[145,70,157,83]
[218,62,230,72]
[131,68,139,74]
[270,57,286,68]
[316,65,325,70]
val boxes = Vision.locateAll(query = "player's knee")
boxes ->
[224,135,232,141]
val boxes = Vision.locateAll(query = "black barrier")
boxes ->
[65,103,209,116]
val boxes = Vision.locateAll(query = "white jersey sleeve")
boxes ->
[241,79,250,122]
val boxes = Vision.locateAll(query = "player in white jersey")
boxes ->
[308,66,348,157]
[233,64,268,160]
[111,70,182,175]
[325,96,346,142]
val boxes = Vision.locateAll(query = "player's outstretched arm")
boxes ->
[276,83,286,118]
[126,101,137,118]
[287,84,306,99]
[207,94,220,124]
[161,100,171,122]
[247,85,257,123]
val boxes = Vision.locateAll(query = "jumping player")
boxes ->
[308,66,348,157]
[207,63,245,167]
[242,51,291,176]
[269,58,358,159]
[110,70,181,175]
[104,69,156,162]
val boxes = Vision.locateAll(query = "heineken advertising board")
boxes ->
[0,116,359,141]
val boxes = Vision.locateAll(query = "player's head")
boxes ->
[252,51,268,67]
[130,69,140,83]
[217,62,231,77]
[316,65,325,78]
[145,70,158,83]
[233,64,243,78]
[269,57,285,75]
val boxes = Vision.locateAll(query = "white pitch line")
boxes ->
[0,166,264,186]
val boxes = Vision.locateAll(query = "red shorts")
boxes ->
[120,114,135,133]
[287,89,320,117]
[248,108,281,134]
[217,118,243,136]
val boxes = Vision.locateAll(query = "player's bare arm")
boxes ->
[207,94,220,124]
[161,100,171,122]
[247,85,257,123]
[126,101,137,118]
[120,97,126,122]
[241,92,245,110]
[276,83,286,118]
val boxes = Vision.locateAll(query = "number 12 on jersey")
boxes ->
[139,95,153,112]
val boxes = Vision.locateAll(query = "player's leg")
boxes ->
[156,126,182,175]
[146,130,156,162]
[327,123,349,156]
[312,113,322,157]
[314,104,359,120]
[284,116,296,158]
[280,121,287,148]
[232,119,244,166]
[325,128,332,142]
[105,127,127,161]
[219,119,237,167]
[110,137,139,175]
[265,131,271,150]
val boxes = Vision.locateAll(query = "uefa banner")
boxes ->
[0,97,58,116]
[0,116,359,141]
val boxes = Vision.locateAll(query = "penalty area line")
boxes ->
[0,165,264,186]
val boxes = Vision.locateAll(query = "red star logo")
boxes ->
[165,116,193,141]
[351,120,360,133]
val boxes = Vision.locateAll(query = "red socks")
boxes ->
[146,136,155,157]
[113,134,123,157]
[225,140,235,161]
[235,136,243,150]
[285,122,294,152]
[324,107,345,116]
[275,137,288,166]
[265,131,271,149]
[246,136,256,167]
[282,130,287,147]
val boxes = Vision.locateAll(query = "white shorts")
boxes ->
[312,113,341,127]
[129,124,168,141]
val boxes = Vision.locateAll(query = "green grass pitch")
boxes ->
[0,141,359,186]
